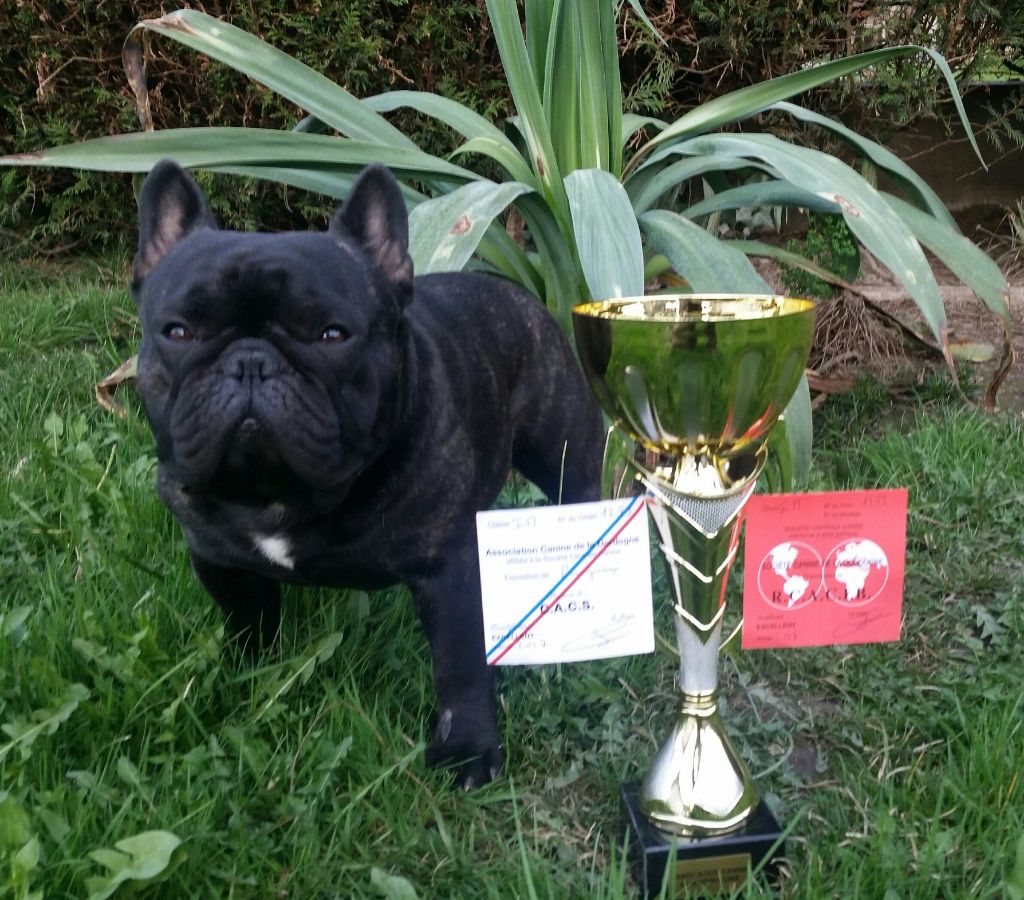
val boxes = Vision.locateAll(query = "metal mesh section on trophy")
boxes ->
[647,485,753,647]
[648,479,756,539]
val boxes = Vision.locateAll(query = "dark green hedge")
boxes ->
[626,0,1024,140]
[0,1,511,253]
[2,1,1021,254]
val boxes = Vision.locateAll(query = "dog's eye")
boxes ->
[163,323,194,342]
[320,325,349,342]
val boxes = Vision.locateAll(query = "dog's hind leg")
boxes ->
[510,379,604,505]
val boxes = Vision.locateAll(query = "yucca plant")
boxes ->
[3,1,1013,474]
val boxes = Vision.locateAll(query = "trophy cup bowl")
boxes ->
[572,294,815,893]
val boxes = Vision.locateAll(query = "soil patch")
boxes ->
[754,216,1024,412]
[852,248,1024,412]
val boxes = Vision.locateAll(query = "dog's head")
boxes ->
[132,160,414,506]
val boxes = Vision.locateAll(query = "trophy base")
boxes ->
[620,782,785,896]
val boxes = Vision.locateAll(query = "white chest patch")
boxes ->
[254,534,295,570]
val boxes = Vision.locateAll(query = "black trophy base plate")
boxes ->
[621,782,784,896]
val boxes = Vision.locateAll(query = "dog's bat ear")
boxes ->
[330,164,413,299]
[132,160,217,294]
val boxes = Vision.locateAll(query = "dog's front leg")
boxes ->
[190,552,282,656]
[411,540,503,790]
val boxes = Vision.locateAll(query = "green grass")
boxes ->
[1,260,1022,898]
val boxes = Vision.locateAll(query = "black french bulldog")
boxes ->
[131,160,604,788]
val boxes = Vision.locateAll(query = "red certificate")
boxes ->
[741,489,908,649]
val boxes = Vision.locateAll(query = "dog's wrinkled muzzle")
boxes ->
[163,339,349,498]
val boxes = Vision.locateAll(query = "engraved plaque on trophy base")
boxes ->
[620,782,784,896]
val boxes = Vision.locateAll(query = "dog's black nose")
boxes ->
[223,344,283,381]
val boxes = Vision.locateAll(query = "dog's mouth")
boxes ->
[205,416,300,503]
[232,416,273,457]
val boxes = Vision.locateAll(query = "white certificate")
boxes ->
[477,496,654,666]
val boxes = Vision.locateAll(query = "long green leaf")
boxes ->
[447,137,537,187]
[132,10,413,146]
[639,209,770,293]
[883,193,1011,327]
[629,46,924,171]
[624,0,667,45]
[584,1,618,173]
[676,133,947,344]
[539,0,619,173]
[364,91,506,144]
[206,165,426,205]
[728,239,853,291]
[564,169,644,299]
[731,238,952,359]
[475,228,546,298]
[517,193,585,331]
[3,128,477,181]
[599,2,624,176]
[682,180,839,220]
[771,101,957,228]
[364,91,535,185]
[543,0,582,173]
[919,46,985,168]
[213,166,358,201]
[628,156,760,214]
[293,115,330,134]
[486,0,571,231]
[408,180,533,274]
[621,114,667,151]
[525,0,557,92]
[767,375,813,490]
[215,166,541,294]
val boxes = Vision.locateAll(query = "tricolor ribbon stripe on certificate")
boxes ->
[485,494,646,665]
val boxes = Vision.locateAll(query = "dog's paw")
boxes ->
[424,708,504,789]
[436,744,505,791]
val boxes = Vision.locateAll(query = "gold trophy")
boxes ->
[572,295,815,894]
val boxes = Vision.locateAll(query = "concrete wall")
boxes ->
[882,83,1024,212]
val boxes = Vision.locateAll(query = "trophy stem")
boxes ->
[636,460,763,838]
